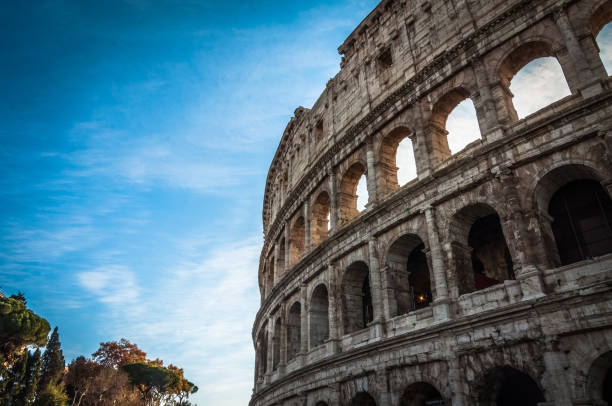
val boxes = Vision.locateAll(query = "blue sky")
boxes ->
[2,1,611,405]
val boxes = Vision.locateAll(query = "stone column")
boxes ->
[472,58,504,142]
[368,237,386,338]
[274,243,281,286]
[326,262,341,354]
[540,336,573,406]
[448,356,467,406]
[424,205,451,321]
[304,200,311,253]
[300,283,309,359]
[284,222,291,273]
[278,305,287,376]
[328,167,338,232]
[554,7,602,97]
[265,320,274,383]
[494,167,546,298]
[365,139,379,207]
[375,367,391,405]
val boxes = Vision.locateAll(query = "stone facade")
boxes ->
[251,0,612,404]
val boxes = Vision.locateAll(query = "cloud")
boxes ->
[78,265,141,306]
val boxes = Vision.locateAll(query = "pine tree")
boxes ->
[39,328,64,390]
[24,349,42,405]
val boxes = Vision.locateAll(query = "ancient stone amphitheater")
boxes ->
[250,0,612,404]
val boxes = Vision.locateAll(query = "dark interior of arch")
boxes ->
[272,319,281,370]
[287,302,301,361]
[310,284,329,348]
[549,179,612,265]
[469,213,514,291]
[387,235,432,316]
[257,328,267,378]
[479,366,544,406]
[315,402,328,406]
[351,392,377,406]
[312,192,331,245]
[342,261,373,334]
[400,382,445,406]
[604,366,612,403]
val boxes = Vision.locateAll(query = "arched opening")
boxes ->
[431,88,481,159]
[357,174,369,212]
[278,236,286,275]
[449,204,514,296]
[587,351,612,404]
[499,41,571,121]
[351,392,377,406]
[378,128,417,197]
[272,318,281,371]
[339,162,367,223]
[548,179,612,265]
[478,366,545,406]
[267,258,275,294]
[315,402,328,406]
[290,217,305,266]
[591,2,612,75]
[400,382,445,406]
[287,302,301,361]
[386,234,432,317]
[256,327,268,379]
[312,192,331,246]
[341,261,373,334]
[309,284,329,349]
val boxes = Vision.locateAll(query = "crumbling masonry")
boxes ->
[251,0,612,404]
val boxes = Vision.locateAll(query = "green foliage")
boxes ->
[92,339,147,369]
[33,383,68,406]
[40,327,65,389]
[122,362,180,406]
[0,297,50,363]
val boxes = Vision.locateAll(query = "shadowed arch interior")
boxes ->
[287,302,301,361]
[339,162,367,223]
[256,326,268,379]
[477,366,545,406]
[272,318,281,370]
[386,234,432,317]
[449,204,514,295]
[290,217,305,265]
[309,284,329,348]
[586,351,612,403]
[400,382,445,406]
[351,392,377,406]
[341,261,373,334]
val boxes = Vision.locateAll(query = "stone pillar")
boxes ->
[328,167,338,232]
[274,243,281,286]
[326,262,341,354]
[284,222,291,272]
[540,336,573,406]
[448,356,468,406]
[472,58,504,142]
[304,201,311,253]
[375,367,391,405]
[494,167,546,298]
[265,320,274,383]
[300,283,309,357]
[278,305,287,376]
[368,237,386,338]
[424,205,451,321]
[554,7,603,97]
[365,139,379,207]
[380,264,393,321]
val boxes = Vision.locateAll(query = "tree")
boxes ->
[0,296,50,365]
[92,339,146,369]
[122,363,179,406]
[165,365,198,405]
[64,357,101,406]
[33,383,68,406]
[40,327,65,389]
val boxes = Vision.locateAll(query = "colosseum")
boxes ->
[250,0,612,404]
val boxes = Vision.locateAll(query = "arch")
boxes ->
[430,87,482,160]
[586,351,612,404]
[532,163,611,267]
[351,392,377,406]
[385,234,432,317]
[591,1,612,75]
[339,162,367,223]
[309,284,329,348]
[497,40,572,120]
[314,402,328,406]
[278,236,286,274]
[290,217,305,266]
[341,261,373,334]
[400,382,445,406]
[256,327,268,379]
[449,203,514,295]
[378,127,417,196]
[477,366,545,406]
[272,317,282,370]
[312,191,331,246]
[590,1,612,39]
[286,302,301,361]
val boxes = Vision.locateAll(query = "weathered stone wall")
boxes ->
[252,0,612,404]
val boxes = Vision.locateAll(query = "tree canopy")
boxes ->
[0,296,50,362]
[92,339,147,369]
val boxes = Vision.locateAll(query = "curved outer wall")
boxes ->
[253,0,612,404]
